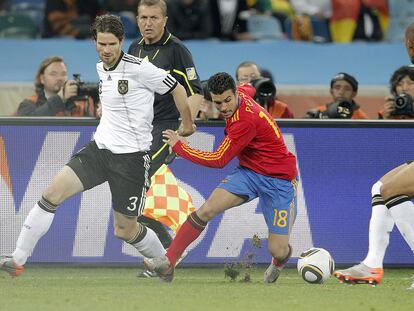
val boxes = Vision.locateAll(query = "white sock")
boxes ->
[363,181,394,268]
[388,198,414,252]
[12,203,55,265]
[130,227,166,258]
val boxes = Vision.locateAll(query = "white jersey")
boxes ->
[94,52,177,153]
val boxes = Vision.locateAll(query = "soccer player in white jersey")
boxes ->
[0,14,195,277]
[334,22,414,289]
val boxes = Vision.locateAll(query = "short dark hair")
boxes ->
[207,72,236,96]
[390,65,414,95]
[330,72,358,92]
[91,15,124,42]
[235,61,258,80]
[138,0,167,16]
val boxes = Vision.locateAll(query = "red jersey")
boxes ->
[173,86,298,180]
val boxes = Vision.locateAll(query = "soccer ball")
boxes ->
[297,247,335,284]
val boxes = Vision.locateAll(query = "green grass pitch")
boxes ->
[1,265,413,311]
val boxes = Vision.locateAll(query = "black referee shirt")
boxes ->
[128,29,202,123]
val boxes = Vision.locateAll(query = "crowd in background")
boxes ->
[1,0,414,121]
[0,0,412,43]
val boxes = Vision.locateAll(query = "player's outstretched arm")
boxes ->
[171,84,196,137]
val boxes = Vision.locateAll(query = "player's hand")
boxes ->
[162,129,180,146]
[178,122,196,137]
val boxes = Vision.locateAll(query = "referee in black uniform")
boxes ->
[128,0,202,276]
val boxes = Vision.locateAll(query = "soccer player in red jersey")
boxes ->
[144,72,298,283]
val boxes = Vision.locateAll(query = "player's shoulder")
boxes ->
[122,52,144,65]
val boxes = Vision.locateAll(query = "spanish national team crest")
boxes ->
[118,80,128,94]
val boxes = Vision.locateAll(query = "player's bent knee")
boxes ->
[113,227,129,241]
[113,223,137,241]
[380,183,399,201]
[197,205,217,222]
[42,187,62,206]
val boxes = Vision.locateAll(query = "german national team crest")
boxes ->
[118,80,128,94]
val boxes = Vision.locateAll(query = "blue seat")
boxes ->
[10,2,45,35]
[247,15,285,40]
[10,0,45,5]
[109,11,138,39]
[387,0,414,42]
[0,12,39,38]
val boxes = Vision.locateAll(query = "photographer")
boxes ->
[235,61,294,118]
[378,65,414,119]
[306,72,368,119]
[16,56,96,117]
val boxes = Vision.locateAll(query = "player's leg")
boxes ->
[381,162,414,253]
[137,122,178,277]
[1,165,84,277]
[113,211,165,258]
[109,151,165,259]
[261,177,298,284]
[144,187,245,281]
[144,166,253,282]
[264,235,292,283]
[334,180,392,285]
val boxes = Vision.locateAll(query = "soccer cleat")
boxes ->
[144,255,174,282]
[264,245,292,284]
[333,263,383,285]
[264,264,282,284]
[138,249,188,278]
[0,255,24,278]
[137,269,157,278]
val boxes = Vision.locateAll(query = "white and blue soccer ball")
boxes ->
[297,247,335,284]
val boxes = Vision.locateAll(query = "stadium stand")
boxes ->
[0,11,39,38]
[387,0,414,42]
[9,0,45,36]
[247,14,285,40]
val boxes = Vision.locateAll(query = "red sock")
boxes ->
[271,244,292,268]
[166,212,207,266]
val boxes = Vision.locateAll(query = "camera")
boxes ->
[325,101,354,119]
[306,101,354,119]
[250,78,276,109]
[392,93,414,116]
[71,73,99,104]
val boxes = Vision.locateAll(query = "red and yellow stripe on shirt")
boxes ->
[143,164,195,233]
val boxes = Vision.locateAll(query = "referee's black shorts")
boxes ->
[150,120,179,176]
[67,141,151,217]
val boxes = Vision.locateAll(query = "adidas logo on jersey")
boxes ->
[107,75,112,81]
